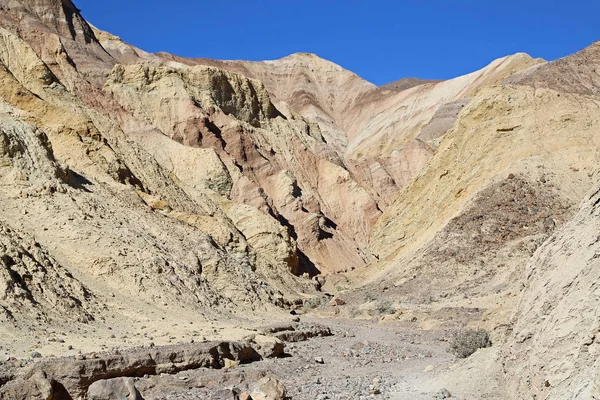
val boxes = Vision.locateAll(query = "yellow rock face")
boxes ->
[371,84,600,270]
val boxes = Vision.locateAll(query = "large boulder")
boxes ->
[87,377,143,400]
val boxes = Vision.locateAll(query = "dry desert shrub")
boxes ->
[376,300,395,315]
[304,297,327,310]
[448,329,492,358]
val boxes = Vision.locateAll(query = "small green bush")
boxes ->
[376,300,395,315]
[448,329,492,358]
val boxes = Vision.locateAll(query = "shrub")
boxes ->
[448,329,492,358]
[376,300,395,315]
[304,297,327,310]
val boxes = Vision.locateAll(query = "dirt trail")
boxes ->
[133,317,506,400]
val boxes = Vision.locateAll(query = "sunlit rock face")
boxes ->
[0,5,600,399]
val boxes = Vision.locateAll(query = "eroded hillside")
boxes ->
[0,0,599,399]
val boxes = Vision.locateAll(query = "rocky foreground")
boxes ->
[1,317,509,400]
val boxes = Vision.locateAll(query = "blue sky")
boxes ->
[76,0,600,85]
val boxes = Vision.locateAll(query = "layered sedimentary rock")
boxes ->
[0,3,599,398]
[365,82,600,301]
[0,1,321,335]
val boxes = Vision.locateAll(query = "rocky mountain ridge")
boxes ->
[0,0,599,399]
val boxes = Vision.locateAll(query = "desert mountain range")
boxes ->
[0,0,599,399]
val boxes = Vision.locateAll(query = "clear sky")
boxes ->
[75,0,600,86]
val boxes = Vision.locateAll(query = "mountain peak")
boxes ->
[290,52,319,57]
[6,0,97,44]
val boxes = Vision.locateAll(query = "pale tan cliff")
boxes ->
[0,3,599,398]
[500,185,600,399]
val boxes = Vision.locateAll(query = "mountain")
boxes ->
[0,1,599,399]
[380,77,443,92]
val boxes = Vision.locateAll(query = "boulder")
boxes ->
[254,335,285,358]
[251,375,286,400]
[87,377,144,400]
[273,324,332,342]
[329,297,346,306]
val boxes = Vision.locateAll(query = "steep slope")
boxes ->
[0,0,329,356]
[493,42,600,398]
[361,82,600,307]
[340,42,600,323]
[0,112,99,326]
[0,220,97,323]
[500,185,600,399]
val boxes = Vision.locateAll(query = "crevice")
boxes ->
[296,250,320,277]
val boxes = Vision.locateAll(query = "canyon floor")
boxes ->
[206,317,504,400]
[1,312,506,400]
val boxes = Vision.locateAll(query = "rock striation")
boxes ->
[0,3,599,399]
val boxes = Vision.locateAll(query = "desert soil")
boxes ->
[130,317,505,400]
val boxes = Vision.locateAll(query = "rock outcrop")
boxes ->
[87,377,144,400]
[0,3,599,398]
[500,185,600,399]
[0,340,268,399]
[0,221,97,324]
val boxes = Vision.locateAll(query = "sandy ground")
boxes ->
[122,317,508,400]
